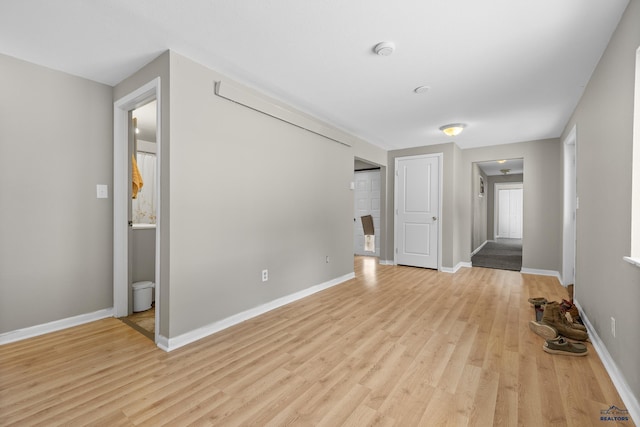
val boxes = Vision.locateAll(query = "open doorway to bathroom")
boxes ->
[113,78,161,345]
[471,158,524,271]
[120,100,157,340]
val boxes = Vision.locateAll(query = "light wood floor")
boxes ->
[0,257,631,426]
[120,305,155,341]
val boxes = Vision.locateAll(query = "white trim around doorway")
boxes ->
[113,77,162,346]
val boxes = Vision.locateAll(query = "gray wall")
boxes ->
[114,51,172,336]
[0,54,113,333]
[132,228,156,283]
[0,49,387,342]
[471,164,488,251]
[167,52,359,336]
[486,173,524,240]
[452,144,464,265]
[562,0,640,405]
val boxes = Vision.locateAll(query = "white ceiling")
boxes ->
[477,159,523,177]
[0,0,628,150]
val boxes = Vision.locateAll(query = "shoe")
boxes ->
[560,299,585,330]
[541,301,588,341]
[528,297,547,322]
[529,320,558,340]
[564,312,587,331]
[562,299,581,317]
[546,336,588,350]
[528,297,548,306]
[543,337,588,356]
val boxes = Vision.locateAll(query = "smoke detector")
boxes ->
[373,42,395,56]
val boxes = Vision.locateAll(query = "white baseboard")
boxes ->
[520,267,562,282]
[162,272,356,352]
[0,308,114,346]
[156,334,170,352]
[441,262,472,274]
[379,259,394,266]
[471,240,489,256]
[575,299,639,425]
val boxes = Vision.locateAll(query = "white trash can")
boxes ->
[132,281,155,312]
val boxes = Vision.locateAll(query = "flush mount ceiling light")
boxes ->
[439,123,466,137]
[373,41,395,56]
[497,159,507,164]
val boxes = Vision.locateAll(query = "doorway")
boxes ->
[113,78,161,345]
[123,101,158,340]
[495,183,523,240]
[472,159,524,271]
[354,168,381,257]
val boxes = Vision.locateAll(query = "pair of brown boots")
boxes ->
[529,300,588,342]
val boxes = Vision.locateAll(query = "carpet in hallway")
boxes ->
[471,239,522,271]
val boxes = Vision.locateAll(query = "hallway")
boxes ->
[471,238,523,271]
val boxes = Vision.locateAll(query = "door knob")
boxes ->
[432,216,438,221]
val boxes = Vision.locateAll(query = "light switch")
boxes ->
[96,184,108,199]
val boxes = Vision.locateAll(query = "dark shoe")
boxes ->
[543,337,588,356]
[541,302,588,341]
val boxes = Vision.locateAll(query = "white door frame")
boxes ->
[113,78,162,344]
[494,182,523,240]
[393,153,443,270]
[562,125,577,286]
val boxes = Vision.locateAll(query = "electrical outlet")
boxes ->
[262,269,268,282]
[96,184,108,199]
[611,317,616,338]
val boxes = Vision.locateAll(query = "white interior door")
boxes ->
[496,184,523,239]
[354,170,381,256]
[395,154,440,269]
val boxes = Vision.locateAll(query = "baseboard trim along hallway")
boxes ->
[159,272,356,352]
[0,308,113,345]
